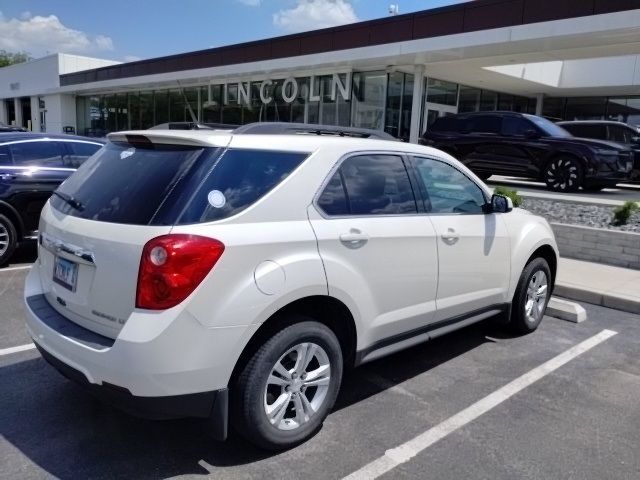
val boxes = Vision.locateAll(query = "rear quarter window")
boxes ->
[177,149,308,224]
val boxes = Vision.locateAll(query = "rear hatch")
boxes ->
[36,134,227,338]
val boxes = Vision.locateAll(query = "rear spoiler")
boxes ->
[107,130,230,148]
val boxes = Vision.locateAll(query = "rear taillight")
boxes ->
[136,234,225,310]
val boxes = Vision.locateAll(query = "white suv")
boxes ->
[24,123,558,450]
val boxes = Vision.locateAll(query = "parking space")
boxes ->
[1,266,639,479]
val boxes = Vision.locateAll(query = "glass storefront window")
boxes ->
[201,85,222,123]
[426,78,457,106]
[565,97,606,120]
[479,90,497,111]
[385,72,403,138]
[139,92,154,128]
[542,97,565,120]
[351,71,386,131]
[155,91,169,125]
[129,92,140,130]
[458,85,480,112]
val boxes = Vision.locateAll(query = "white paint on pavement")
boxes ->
[343,329,618,480]
[0,343,36,356]
[0,265,32,273]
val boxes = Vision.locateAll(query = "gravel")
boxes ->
[521,198,640,232]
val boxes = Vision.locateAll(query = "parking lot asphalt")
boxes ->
[1,266,640,480]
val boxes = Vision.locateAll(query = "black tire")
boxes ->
[510,258,552,334]
[543,156,583,192]
[231,318,343,450]
[0,214,18,267]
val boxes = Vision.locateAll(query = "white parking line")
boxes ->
[343,329,618,480]
[0,343,36,356]
[0,265,32,273]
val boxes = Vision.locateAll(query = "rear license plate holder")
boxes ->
[53,256,78,292]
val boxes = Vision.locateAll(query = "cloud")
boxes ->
[273,0,359,33]
[0,11,114,57]
[123,55,142,62]
[236,0,261,5]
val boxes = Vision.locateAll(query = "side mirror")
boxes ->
[489,194,513,213]
[524,129,540,139]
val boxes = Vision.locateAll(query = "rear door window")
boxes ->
[502,116,535,136]
[9,141,64,167]
[608,125,633,144]
[467,115,502,134]
[63,141,103,168]
[0,146,10,165]
[51,142,207,225]
[564,123,607,140]
[318,154,417,216]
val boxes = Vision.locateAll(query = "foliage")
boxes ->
[493,186,523,207]
[0,50,32,68]
[612,201,640,226]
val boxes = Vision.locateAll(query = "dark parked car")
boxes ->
[558,120,640,182]
[421,112,635,192]
[0,123,27,133]
[0,133,104,265]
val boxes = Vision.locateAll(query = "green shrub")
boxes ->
[612,201,640,226]
[493,186,523,208]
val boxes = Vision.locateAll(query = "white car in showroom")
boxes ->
[24,123,558,450]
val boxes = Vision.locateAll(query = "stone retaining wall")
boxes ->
[551,223,640,270]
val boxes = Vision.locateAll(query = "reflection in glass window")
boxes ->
[339,155,417,215]
[412,157,485,214]
[458,85,481,113]
[317,170,349,216]
[426,78,458,106]
[351,71,386,131]
[9,141,64,167]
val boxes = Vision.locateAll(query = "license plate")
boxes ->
[53,256,78,292]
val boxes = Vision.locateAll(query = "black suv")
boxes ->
[0,133,104,265]
[558,120,640,182]
[421,112,634,192]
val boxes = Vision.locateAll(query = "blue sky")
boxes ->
[0,0,464,62]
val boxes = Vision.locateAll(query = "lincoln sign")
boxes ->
[206,73,352,106]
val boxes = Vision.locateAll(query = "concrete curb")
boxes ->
[554,283,640,315]
[547,297,587,323]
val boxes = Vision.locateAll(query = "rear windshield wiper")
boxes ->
[52,191,85,211]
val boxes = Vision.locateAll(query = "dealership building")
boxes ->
[2,0,640,142]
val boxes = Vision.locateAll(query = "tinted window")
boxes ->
[562,123,607,140]
[467,115,502,134]
[502,116,535,136]
[412,157,486,214]
[317,170,349,216]
[9,141,64,167]
[0,146,10,165]
[525,115,572,137]
[337,155,417,215]
[52,142,206,225]
[178,149,308,223]
[430,116,461,133]
[608,125,633,144]
[64,142,103,168]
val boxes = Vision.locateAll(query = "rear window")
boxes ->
[51,142,308,225]
[51,142,207,225]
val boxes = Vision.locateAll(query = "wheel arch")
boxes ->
[0,200,24,239]
[526,244,557,291]
[229,295,358,387]
[539,150,587,181]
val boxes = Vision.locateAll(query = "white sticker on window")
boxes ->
[207,190,226,208]
[120,148,135,160]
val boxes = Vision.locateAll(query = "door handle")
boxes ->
[339,229,369,249]
[441,228,460,245]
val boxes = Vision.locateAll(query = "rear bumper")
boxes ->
[35,341,228,438]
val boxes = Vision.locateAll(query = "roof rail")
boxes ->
[232,122,397,140]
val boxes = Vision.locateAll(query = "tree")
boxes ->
[0,50,32,68]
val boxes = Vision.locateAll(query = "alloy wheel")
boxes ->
[263,342,331,431]
[524,270,548,324]
[546,159,579,191]
[0,222,9,257]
